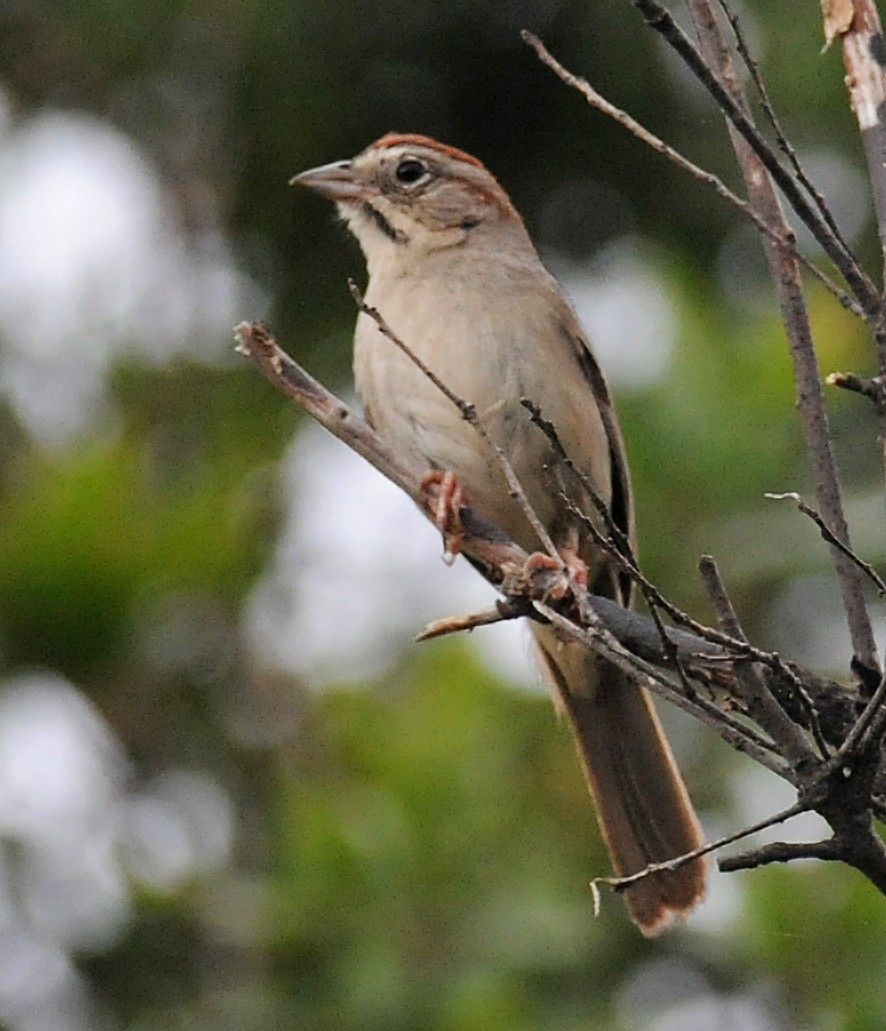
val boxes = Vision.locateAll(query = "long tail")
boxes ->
[535,628,706,935]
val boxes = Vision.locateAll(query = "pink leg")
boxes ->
[524,546,588,602]
[420,470,469,561]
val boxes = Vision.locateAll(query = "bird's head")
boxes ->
[292,133,529,264]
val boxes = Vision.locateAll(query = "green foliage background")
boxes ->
[0,1,884,1028]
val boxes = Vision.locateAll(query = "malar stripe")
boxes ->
[361,201,407,244]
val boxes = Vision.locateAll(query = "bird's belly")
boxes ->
[356,327,560,552]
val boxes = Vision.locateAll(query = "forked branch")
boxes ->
[524,6,880,688]
[235,319,886,895]
[241,0,886,916]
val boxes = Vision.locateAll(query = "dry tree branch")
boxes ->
[820,0,886,482]
[698,555,819,767]
[828,369,882,401]
[520,31,863,319]
[231,320,861,762]
[235,316,886,891]
[629,0,880,316]
[523,20,880,679]
[824,0,886,299]
[684,0,880,679]
[718,836,842,873]
[718,0,857,262]
[232,322,827,758]
[592,799,808,902]
[765,491,886,596]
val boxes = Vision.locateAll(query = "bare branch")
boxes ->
[684,0,880,679]
[534,601,788,776]
[827,370,882,401]
[717,0,857,262]
[235,320,804,768]
[629,0,880,315]
[719,837,842,872]
[235,320,863,741]
[236,319,886,894]
[766,491,886,595]
[593,800,808,895]
[824,0,886,298]
[698,555,817,767]
[520,31,864,319]
[415,600,532,642]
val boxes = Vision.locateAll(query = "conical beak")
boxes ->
[289,159,365,201]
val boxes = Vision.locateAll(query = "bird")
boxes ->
[292,132,706,934]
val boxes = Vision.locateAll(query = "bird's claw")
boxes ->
[523,547,588,603]
[420,469,469,563]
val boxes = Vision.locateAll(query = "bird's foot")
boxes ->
[524,546,588,602]
[420,469,469,564]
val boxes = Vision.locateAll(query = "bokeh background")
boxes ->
[0,1,884,1029]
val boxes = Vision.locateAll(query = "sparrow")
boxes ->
[293,133,706,934]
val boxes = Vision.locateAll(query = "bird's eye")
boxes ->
[394,158,429,185]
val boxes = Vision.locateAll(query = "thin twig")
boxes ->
[535,601,788,776]
[629,0,880,316]
[684,0,881,679]
[829,670,886,770]
[825,0,886,301]
[592,799,807,895]
[719,836,841,872]
[415,600,532,642]
[716,0,856,262]
[827,370,882,401]
[520,31,864,319]
[698,555,816,767]
[766,491,886,595]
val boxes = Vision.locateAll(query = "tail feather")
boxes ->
[535,630,706,935]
